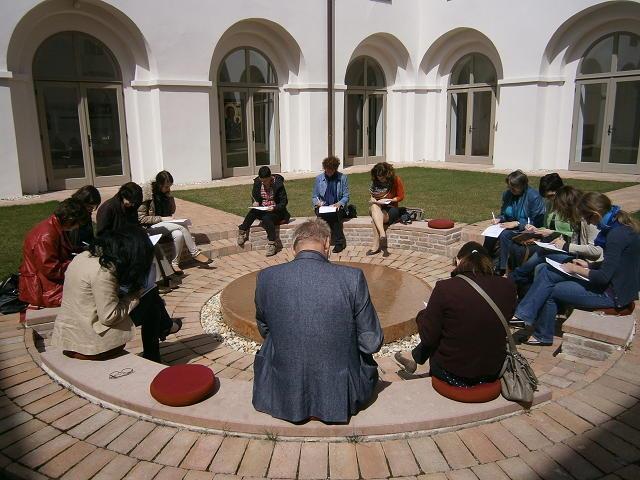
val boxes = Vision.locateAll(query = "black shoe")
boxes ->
[509,316,525,327]
[332,244,345,253]
[394,352,417,374]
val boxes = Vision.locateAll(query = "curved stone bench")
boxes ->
[39,347,551,438]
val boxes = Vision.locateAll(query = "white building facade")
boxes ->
[0,0,639,197]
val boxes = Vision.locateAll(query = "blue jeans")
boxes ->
[509,252,571,286]
[484,228,520,271]
[515,264,615,343]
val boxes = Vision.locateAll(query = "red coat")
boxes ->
[19,215,73,307]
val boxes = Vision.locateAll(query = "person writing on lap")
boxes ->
[312,156,350,253]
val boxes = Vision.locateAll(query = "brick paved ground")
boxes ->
[2,191,640,478]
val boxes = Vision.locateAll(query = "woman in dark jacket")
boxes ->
[19,199,89,307]
[68,185,101,250]
[512,192,640,346]
[237,166,290,257]
[395,242,516,388]
[96,182,143,236]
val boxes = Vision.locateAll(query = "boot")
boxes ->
[237,229,248,246]
[265,241,277,257]
[394,351,417,374]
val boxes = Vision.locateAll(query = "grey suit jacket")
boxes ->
[252,250,383,423]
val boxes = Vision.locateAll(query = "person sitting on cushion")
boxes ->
[511,192,640,346]
[19,198,89,308]
[51,226,181,362]
[367,162,405,256]
[96,182,143,236]
[237,166,291,257]
[395,242,516,392]
[312,155,350,253]
[68,185,101,251]
[252,218,383,423]
[483,170,546,275]
[509,186,602,298]
[138,170,211,274]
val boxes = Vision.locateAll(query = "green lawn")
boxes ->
[174,167,636,224]
[0,168,636,282]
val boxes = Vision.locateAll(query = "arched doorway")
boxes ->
[344,56,386,166]
[33,32,130,190]
[218,48,280,177]
[446,53,497,164]
[570,32,640,173]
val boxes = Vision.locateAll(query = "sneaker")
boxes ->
[523,336,552,347]
[394,351,417,374]
[237,229,248,246]
[265,241,277,257]
[509,316,525,327]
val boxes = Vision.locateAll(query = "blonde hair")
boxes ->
[293,218,331,250]
[578,192,640,233]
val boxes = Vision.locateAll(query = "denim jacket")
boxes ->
[311,172,350,208]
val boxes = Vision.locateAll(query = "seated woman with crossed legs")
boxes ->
[367,162,405,256]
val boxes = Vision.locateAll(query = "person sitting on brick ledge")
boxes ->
[237,166,291,257]
[252,218,383,423]
[312,155,350,254]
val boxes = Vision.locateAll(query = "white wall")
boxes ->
[0,0,638,197]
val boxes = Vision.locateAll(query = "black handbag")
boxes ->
[0,274,28,315]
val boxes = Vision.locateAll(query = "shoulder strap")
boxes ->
[458,274,519,351]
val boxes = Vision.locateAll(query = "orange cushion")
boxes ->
[431,376,501,403]
[428,219,455,229]
[593,303,635,316]
[150,364,216,407]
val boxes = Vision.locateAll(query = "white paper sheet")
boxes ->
[534,240,565,253]
[319,206,337,214]
[481,224,505,238]
[148,234,163,246]
[377,199,393,205]
[165,218,192,226]
[546,258,589,282]
[251,206,270,211]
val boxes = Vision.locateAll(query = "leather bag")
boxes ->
[458,275,539,404]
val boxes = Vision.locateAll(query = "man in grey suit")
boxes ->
[252,218,383,423]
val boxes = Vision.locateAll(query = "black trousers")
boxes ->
[130,287,173,362]
[239,209,286,241]
[316,208,346,247]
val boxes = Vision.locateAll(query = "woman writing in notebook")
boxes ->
[138,170,210,274]
[367,162,405,256]
[511,192,640,346]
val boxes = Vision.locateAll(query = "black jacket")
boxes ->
[96,196,139,236]
[251,174,290,222]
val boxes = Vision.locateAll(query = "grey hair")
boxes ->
[293,218,331,250]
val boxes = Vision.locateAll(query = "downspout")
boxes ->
[327,0,334,156]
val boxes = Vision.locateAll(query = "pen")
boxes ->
[492,211,496,222]
[527,217,531,225]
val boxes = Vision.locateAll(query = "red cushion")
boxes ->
[592,303,635,316]
[428,219,455,229]
[431,376,501,403]
[150,364,216,407]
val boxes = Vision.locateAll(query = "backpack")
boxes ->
[0,274,28,315]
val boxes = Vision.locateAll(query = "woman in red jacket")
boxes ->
[19,199,88,307]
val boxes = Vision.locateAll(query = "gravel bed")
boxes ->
[200,293,420,358]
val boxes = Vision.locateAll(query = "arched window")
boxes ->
[218,48,279,176]
[571,32,640,173]
[344,56,386,165]
[33,32,129,191]
[447,53,497,163]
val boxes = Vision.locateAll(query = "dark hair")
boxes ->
[370,162,396,184]
[322,156,341,170]
[258,166,272,179]
[538,173,563,197]
[116,182,143,208]
[505,170,528,191]
[91,226,154,292]
[552,185,583,227]
[54,198,90,227]
[71,185,101,207]
[152,170,174,196]
[452,241,494,277]
[578,192,640,233]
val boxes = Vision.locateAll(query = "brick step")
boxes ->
[198,238,254,259]
[24,307,60,327]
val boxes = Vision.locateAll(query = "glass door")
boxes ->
[345,92,385,166]
[447,88,494,163]
[220,88,279,176]
[571,77,640,173]
[84,85,130,187]
[36,82,91,190]
[367,93,385,163]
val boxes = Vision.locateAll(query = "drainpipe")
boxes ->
[327,0,334,157]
